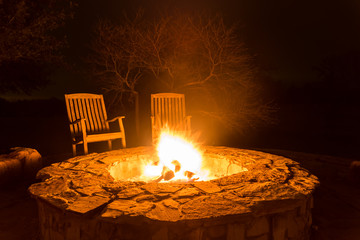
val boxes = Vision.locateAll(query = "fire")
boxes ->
[108,133,249,182]
[143,130,209,182]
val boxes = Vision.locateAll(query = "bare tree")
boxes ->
[90,11,274,141]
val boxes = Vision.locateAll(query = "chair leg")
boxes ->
[108,140,112,151]
[121,137,126,148]
[83,142,88,155]
[72,144,76,157]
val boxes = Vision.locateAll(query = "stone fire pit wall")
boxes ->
[29,146,319,240]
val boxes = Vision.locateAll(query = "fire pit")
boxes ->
[29,146,318,240]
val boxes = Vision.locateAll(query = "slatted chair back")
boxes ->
[65,93,110,137]
[151,93,191,144]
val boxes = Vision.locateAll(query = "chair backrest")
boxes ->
[65,93,110,137]
[151,93,187,131]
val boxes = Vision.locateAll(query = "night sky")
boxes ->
[1,0,360,158]
[2,0,360,99]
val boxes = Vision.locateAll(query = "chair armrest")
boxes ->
[107,116,126,136]
[106,116,125,123]
[69,118,87,139]
[69,118,86,125]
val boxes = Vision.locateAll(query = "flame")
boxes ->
[144,130,209,181]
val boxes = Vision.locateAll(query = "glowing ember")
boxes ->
[143,130,209,182]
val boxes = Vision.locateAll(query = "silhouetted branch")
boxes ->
[89,11,274,134]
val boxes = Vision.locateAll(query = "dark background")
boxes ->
[1,0,359,159]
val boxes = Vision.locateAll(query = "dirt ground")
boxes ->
[0,150,360,240]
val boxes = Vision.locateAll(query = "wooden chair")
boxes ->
[65,93,126,156]
[151,93,191,144]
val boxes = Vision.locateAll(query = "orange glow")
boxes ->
[143,130,209,182]
[108,130,249,183]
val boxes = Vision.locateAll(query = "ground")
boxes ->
[0,150,360,240]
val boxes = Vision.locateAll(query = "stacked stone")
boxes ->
[29,146,319,240]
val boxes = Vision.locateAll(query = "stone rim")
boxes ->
[28,146,319,222]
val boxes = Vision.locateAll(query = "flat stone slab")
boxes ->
[29,146,319,221]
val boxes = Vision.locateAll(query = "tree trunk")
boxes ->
[134,91,140,142]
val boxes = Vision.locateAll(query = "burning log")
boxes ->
[151,166,199,183]
[163,166,175,181]
[184,170,199,181]
[171,160,181,172]
[184,170,194,179]
[152,166,175,183]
